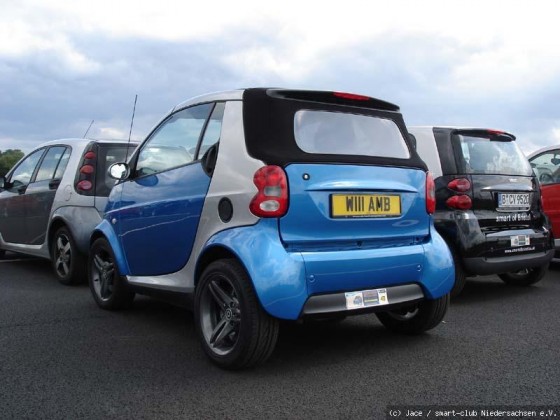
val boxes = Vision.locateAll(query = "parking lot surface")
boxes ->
[1,254,559,419]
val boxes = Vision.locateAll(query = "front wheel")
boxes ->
[51,226,86,285]
[376,294,449,335]
[498,265,548,286]
[195,259,279,369]
[88,237,134,310]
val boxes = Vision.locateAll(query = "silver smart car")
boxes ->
[0,138,137,284]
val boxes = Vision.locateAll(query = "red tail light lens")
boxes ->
[250,165,289,218]
[77,180,93,191]
[447,178,471,193]
[446,195,472,210]
[84,151,96,159]
[426,172,436,214]
[80,164,95,175]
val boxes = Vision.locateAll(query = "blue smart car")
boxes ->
[88,88,454,369]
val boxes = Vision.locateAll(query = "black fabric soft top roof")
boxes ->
[242,88,427,170]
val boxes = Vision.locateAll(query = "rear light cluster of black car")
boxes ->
[75,146,97,196]
[446,178,472,210]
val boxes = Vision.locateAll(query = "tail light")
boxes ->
[426,172,436,214]
[249,165,289,218]
[446,177,472,210]
[446,195,472,210]
[447,178,471,193]
[75,147,97,195]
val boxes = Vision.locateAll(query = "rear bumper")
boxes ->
[463,249,555,275]
[204,219,454,320]
[302,284,424,317]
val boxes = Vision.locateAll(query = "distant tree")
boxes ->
[0,149,24,177]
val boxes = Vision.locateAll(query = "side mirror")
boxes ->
[408,133,417,150]
[0,176,5,189]
[108,163,130,180]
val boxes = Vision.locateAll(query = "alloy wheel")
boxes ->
[91,251,115,301]
[54,234,72,278]
[199,276,242,356]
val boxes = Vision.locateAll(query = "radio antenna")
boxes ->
[83,120,94,138]
[125,94,138,161]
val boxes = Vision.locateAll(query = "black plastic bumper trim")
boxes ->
[301,284,424,316]
[463,250,555,275]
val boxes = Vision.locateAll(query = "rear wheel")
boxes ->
[195,259,279,369]
[52,226,86,285]
[376,294,449,334]
[450,249,467,298]
[498,265,548,286]
[88,237,134,310]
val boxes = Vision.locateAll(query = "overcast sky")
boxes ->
[1,0,559,155]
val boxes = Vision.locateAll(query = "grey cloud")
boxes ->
[1,30,558,156]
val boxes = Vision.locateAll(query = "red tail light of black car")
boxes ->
[446,178,472,210]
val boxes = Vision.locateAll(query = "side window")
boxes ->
[35,146,69,182]
[54,148,71,180]
[530,150,560,185]
[197,102,225,159]
[136,103,213,177]
[9,149,45,188]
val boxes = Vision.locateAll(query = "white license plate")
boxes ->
[498,193,530,208]
[345,288,389,310]
[511,235,530,247]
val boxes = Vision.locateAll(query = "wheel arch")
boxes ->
[194,245,246,288]
[89,220,130,276]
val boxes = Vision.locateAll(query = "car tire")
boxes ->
[450,249,467,298]
[195,259,279,369]
[89,237,134,310]
[52,226,86,285]
[498,264,548,286]
[376,294,449,335]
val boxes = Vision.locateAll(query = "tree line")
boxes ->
[0,149,24,177]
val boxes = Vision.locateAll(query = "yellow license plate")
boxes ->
[331,194,401,218]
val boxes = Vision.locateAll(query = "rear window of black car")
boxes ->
[455,135,532,176]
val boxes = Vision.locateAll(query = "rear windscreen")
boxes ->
[455,135,532,176]
[294,110,410,159]
[95,144,137,196]
[242,88,426,169]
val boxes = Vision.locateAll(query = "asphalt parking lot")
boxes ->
[1,254,559,419]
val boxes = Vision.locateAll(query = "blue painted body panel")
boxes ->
[280,164,429,245]
[203,219,308,320]
[204,220,454,320]
[93,219,131,275]
[420,221,455,298]
[106,163,211,275]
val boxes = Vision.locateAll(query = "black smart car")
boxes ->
[409,126,554,296]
